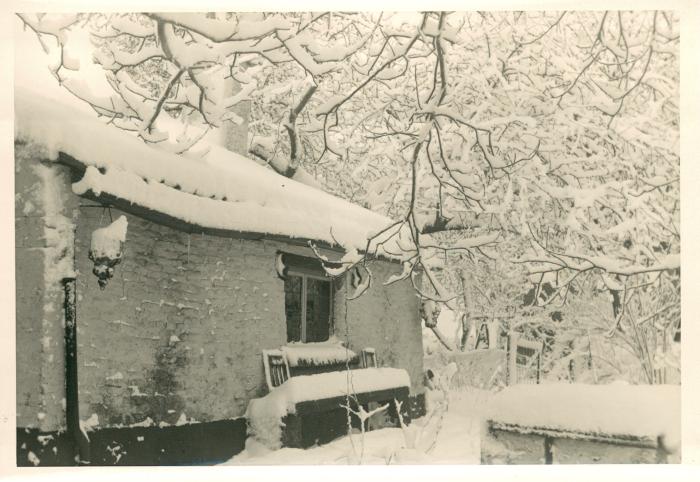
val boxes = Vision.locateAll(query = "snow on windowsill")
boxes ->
[487,382,680,450]
[280,337,358,367]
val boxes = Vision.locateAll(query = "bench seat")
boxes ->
[283,385,410,448]
[294,386,409,416]
[248,365,412,449]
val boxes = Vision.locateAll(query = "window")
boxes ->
[280,253,335,343]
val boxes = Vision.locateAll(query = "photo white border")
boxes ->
[1,1,698,480]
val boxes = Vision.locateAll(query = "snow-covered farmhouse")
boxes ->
[14,89,425,466]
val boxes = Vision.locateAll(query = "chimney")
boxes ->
[220,74,251,157]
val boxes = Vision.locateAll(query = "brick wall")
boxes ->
[74,210,289,426]
[334,261,425,395]
[73,210,424,428]
[15,141,424,432]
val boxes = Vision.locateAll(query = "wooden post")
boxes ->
[507,333,518,386]
[544,436,554,464]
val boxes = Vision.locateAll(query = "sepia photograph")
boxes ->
[5,3,692,473]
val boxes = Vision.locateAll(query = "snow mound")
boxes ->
[488,383,680,449]
[280,338,357,367]
[15,87,398,254]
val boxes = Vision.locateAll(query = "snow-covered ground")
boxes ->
[225,388,493,465]
[224,378,680,465]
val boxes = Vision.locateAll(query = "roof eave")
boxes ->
[57,152,401,264]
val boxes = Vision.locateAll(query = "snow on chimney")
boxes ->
[220,75,251,157]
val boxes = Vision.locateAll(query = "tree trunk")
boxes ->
[458,268,473,351]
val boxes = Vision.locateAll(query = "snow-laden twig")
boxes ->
[340,399,389,464]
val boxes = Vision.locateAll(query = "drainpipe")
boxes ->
[63,278,89,464]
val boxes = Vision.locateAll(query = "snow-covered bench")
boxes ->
[263,342,376,391]
[481,383,680,464]
[252,358,411,449]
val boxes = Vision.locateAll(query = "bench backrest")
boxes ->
[264,347,378,389]
[361,347,377,368]
[263,349,290,390]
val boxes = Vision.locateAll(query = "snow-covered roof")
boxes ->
[14,88,396,253]
[487,382,680,449]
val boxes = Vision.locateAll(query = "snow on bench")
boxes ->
[487,382,680,450]
[246,368,410,449]
[280,338,358,368]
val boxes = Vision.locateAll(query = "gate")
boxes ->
[507,334,543,385]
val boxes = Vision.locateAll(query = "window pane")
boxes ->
[305,278,331,342]
[285,275,303,342]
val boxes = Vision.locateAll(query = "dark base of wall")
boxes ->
[17,428,78,467]
[17,418,247,466]
[86,418,248,465]
[17,397,424,466]
[283,408,355,448]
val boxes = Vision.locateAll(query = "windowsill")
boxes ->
[280,337,358,368]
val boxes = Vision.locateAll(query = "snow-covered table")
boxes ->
[481,383,680,464]
[247,368,411,449]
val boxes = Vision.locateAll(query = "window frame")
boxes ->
[285,268,334,343]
